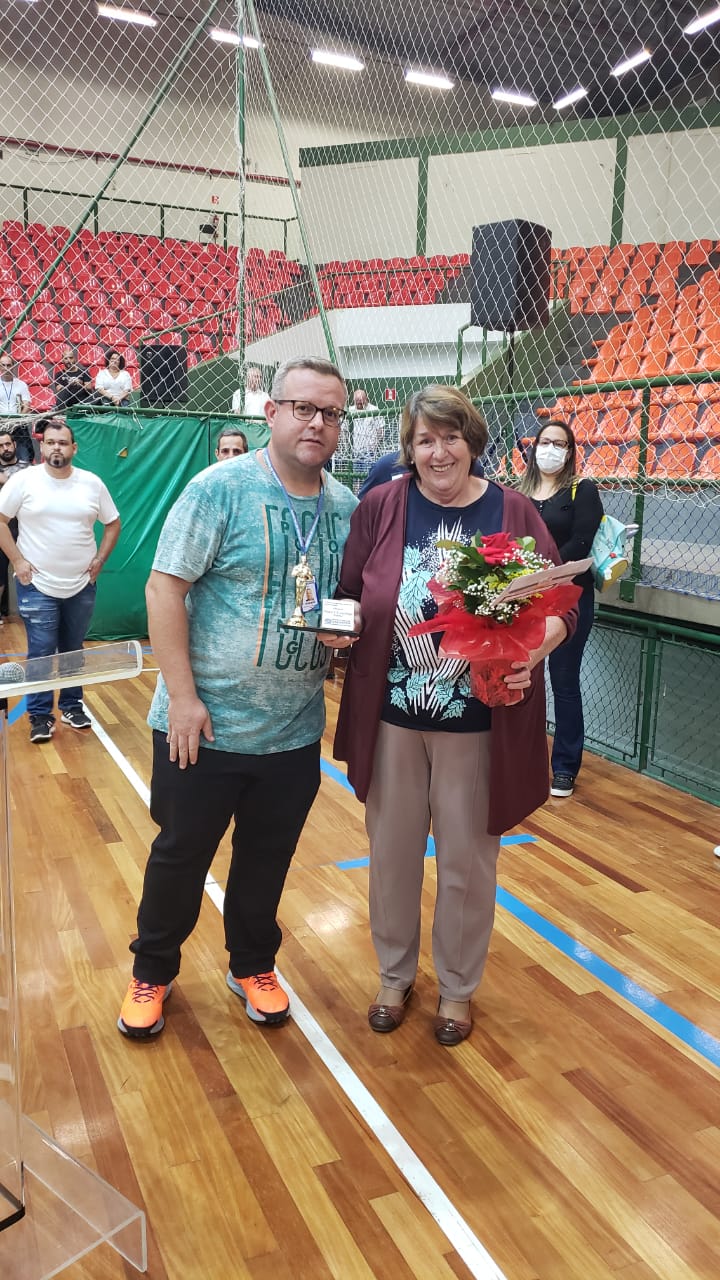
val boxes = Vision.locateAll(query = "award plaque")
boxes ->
[280,597,359,637]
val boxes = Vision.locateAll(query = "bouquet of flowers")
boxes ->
[407,531,581,707]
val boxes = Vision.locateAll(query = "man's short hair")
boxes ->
[270,357,346,402]
[216,427,248,449]
[37,416,74,442]
[0,432,14,446]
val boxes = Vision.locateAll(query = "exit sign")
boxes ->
[384,387,397,402]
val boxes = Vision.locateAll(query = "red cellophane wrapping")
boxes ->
[407,578,581,707]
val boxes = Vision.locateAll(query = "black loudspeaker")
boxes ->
[140,344,188,407]
[469,219,551,332]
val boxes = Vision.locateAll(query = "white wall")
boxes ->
[623,129,720,243]
[426,140,617,253]
[301,158,419,262]
[0,58,385,252]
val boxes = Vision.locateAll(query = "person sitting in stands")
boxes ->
[231,367,271,416]
[95,350,133,406]
[0,355,33,462]
[0,430,30,622]
[54,344,94,411]
[215,427,248,461]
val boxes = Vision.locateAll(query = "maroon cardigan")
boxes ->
[333,476,578,835]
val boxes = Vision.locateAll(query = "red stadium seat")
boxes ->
[5,321,35,340]
[70,323,97,344]
[11,339,42,362]
[89,305,118,327]
[78,343,106,367]
[29,386,55,410]
[62,305,89,325]
[19,362,50,386]
[98,326,128,346]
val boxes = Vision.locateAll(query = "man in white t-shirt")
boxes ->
[0,354,33,462]
[0,417,121,743]
[0,354,31,417]
[231,366,271,416]
[344,386,385,479]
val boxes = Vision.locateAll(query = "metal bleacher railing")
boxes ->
[0,182,296,255]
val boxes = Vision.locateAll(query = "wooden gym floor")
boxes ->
[2,624,719,1280]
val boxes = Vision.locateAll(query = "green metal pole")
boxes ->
[244,0,338,365]
[235,0,247,381]
[636,630,658,772]
[455,322,470,386]
[22,188,29,229]
[1,0,222,355]
[610,133,628,249]
[416,146,429,257]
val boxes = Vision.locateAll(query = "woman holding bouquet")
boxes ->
[334,385,577,1046]
[517,421,603,799]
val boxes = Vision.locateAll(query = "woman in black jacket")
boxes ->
[518,420,603,797]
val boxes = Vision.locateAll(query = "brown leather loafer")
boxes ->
[367,985,413,1033]
[433,1014,472,1046]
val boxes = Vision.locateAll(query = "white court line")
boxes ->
[90,710,507,1280]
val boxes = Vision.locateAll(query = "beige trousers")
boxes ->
[365,722,501,1002]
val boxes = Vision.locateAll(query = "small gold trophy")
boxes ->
[286,555,315,628]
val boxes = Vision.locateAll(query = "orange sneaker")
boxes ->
[226,970,289,1024]
[117,978,172,1038]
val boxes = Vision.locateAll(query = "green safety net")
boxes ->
[68,411,270,640]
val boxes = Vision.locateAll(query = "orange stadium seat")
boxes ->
[697,445,720,477]
[648,442,697,476]
[585,444,620,476]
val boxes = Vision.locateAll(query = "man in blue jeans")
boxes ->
[0,417,120,742]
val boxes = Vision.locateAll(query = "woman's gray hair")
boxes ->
[398,384,489,469]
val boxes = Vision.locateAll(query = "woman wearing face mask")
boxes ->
[517,421,603,798]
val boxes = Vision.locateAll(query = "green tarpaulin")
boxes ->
[68,411,270,640]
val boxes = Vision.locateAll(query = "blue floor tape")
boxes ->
[321,756,720,1070]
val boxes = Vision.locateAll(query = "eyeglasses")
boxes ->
[274,399,345,428]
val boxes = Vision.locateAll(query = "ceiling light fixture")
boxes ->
[683,5,720,34]
[97,4,157,26]
[553,87,589,109]
[209,27,261,49]
[611,48,652,76]
[312,50,365,72]
[405,69,454,90]
[491,88,537,106]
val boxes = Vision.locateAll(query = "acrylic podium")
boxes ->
[0,641,147,1277]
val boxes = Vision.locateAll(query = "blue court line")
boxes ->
[8,698,26,725]
[321,756,720,1070]
[497,886,720,1069]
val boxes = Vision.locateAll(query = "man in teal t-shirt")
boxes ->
[119,357,358,1040]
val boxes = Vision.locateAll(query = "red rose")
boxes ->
[476,533,521,566]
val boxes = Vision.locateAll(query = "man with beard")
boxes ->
[0,418,121,742]
[53,344,95,411]
[0,431,30,622]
